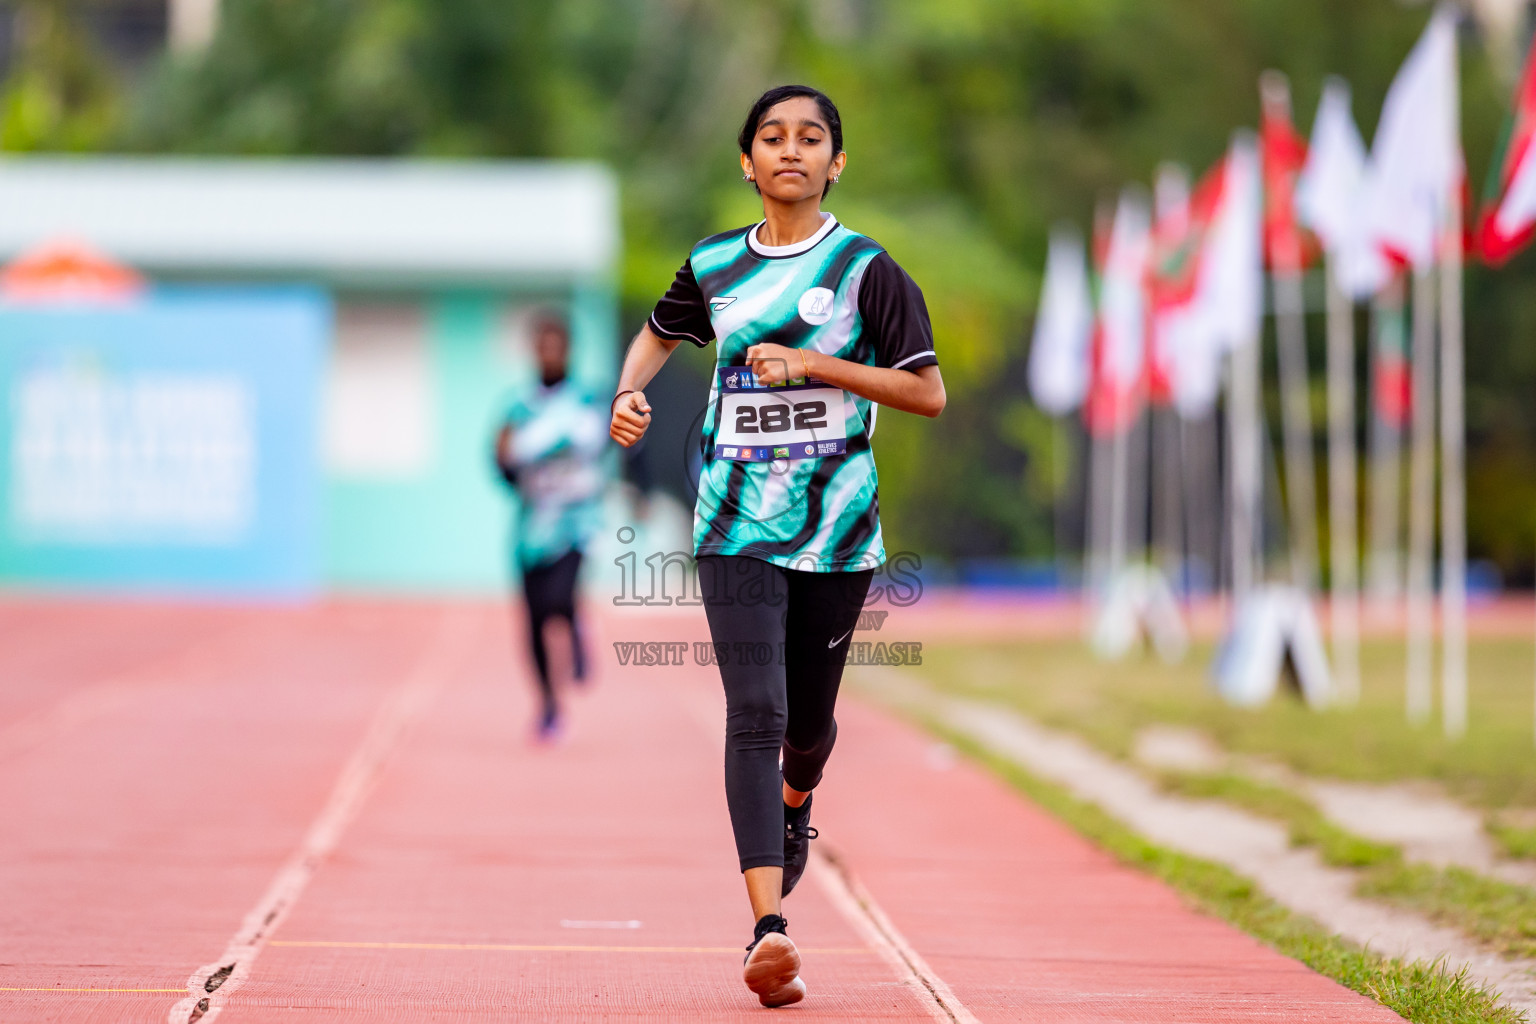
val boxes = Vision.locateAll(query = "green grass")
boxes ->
[1360,862,1536,961]
[1487,819,1536,861]
[1158,770,1401,868]
[916,636,1536,809]
[926,720,1524,1023]
[1157,769,1536,959]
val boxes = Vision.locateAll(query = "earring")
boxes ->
[744,172,753,181]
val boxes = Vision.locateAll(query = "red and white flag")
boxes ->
[1084,191,1151,435]
[1260,72,1315,273]
[1147,136,1262,419]
[1146,163,1192,407]
[1028,227,1094,416]
[1295,77,1390,298]
[1476,37,1536,263]
[1362,5,1460,270]
[1200,134,1264,355]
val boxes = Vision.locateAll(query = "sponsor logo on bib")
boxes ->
[797,287,835,326]
[804,444,814,455]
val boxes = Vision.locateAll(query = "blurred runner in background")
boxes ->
[495,314,607,742]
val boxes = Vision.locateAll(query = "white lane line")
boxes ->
[166,608,483,1024]
[811,847,982,1024]
[666,673,980,1022]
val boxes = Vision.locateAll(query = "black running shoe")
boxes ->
[781,796,817,897]
[743,914,804,1007]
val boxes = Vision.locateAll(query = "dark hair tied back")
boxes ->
[738,85,843,198]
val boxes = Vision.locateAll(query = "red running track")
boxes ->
[0,598,1402,1022]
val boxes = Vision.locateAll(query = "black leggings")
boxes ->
[698,555,873,872]
[521,548,586,713]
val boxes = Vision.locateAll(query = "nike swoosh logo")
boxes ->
[828,628,853,648]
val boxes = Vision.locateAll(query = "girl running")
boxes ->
[609,84,945,1007]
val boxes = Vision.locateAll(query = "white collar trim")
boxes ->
[747,213,838,257]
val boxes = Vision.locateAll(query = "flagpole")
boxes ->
[1183,412,1219,598]
[1128,410,1149,569]
[1226,355,1246,600]
[1088,428,1112,603]
[1201,413,1222,595]
[1156,406,1184,591]
[1366,281,1407,622]
[1109,416,1131,591]
[1053,416,1069,590]
[1440,188,1467,737]
[1405,265,1438,724]
[1228,339,1262,602]
[1273,259,1320,593]
[1262,71,1321,595]
[1325,258,1362,703]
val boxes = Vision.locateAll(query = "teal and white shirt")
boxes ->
[648,214,937,573]
[498,379,607,571]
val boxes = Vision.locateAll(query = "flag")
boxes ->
[1476,35,1536,264]
[1028,227,1094,415]
[1147,161,1225,407]
[1203,134,1264,353]
[1083,191,1151,435]
[1295,77,1390,298]
[1260,71,1315,272]
[1362,5,1461,269]
[1162,134,1263,419]
[1147,163,1192,406]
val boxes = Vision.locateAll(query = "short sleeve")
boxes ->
[648,258,715,348]
[857,252,938,371]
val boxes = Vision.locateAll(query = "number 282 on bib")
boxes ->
[714,367,847,461]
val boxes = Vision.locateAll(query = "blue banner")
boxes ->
[0,288,330,596]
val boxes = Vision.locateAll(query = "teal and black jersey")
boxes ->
[497,379,607,572]
[648,214,938,573]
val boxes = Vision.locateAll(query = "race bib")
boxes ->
[714,368,847,461]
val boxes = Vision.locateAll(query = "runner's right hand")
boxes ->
[610,391,652,447]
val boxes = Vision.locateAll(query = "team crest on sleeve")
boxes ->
[796,287,835,325]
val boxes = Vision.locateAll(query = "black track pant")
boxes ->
[698,554,873,872]
[522,548,586,713]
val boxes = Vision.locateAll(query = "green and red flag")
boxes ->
[1083,193,1151,437]
[1146,161,1221,405]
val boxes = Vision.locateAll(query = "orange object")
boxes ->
[0,239,146,302]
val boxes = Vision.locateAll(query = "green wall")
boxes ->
[324,283,616,593]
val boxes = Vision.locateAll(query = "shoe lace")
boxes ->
[786,822,818,840]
